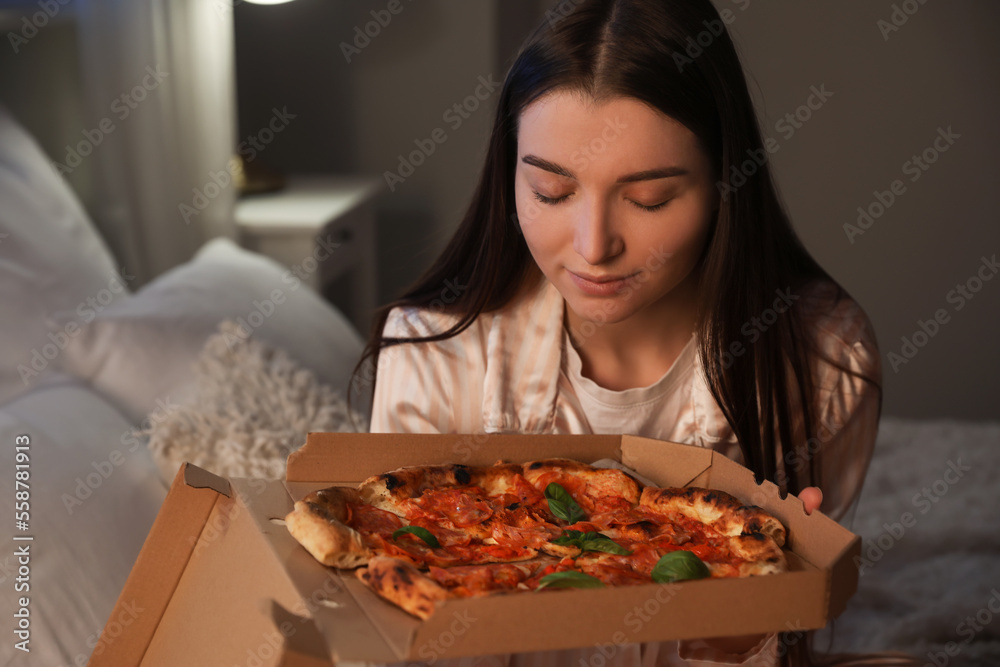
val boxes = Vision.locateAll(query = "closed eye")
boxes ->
[533,190,571,205]
[628,199,670,213]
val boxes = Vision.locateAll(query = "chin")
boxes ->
[564,295,641,328]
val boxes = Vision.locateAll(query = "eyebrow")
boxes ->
[521,154,689,183]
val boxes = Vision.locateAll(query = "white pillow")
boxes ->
[0,384,165,665]
[0,104,127,407]
[61,238,367,424]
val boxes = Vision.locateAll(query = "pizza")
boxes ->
[284,458,786,620]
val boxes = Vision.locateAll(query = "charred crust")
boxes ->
[506,502,520,511]
[635,520,656,535]
[528,461,543,470]
[709,490,743,510]
[452,465,471,485]
[702,492,717,503]
[305,501,333,523]
[393,565,414,585]
[382,473,401,491]
[744,531,766,541]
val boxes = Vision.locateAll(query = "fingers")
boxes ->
[799,486,823,515]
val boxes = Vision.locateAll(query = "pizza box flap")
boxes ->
[91,464,231,666]
[619,434,714,487]
[92,466,341,666]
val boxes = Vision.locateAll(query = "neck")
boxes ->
[565,273,700,390]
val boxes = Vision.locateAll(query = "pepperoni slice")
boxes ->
[428,562,533,597]
[578,560,651,586]
[591,495,634,515]
[347,502,403,537]
[489,521,559,549]
[511,474,549,508]
[408,487,494,527]
[407,516,472,548]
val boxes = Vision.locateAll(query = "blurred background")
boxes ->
[1,0,997,419]
[1,4,998,665]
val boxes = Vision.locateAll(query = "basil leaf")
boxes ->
[392,526,441,549]
[579,537,632,555]
[536,571,605,590]
[651,550,710,583]
[551,530,584,546]
[583,532,612,543]
[544,483,586,524]
[551,530,632,555]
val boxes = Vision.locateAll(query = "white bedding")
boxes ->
[0,384,166,667]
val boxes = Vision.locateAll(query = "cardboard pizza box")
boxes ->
[91,433,861,665]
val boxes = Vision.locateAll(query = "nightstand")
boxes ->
[236,174,381,333]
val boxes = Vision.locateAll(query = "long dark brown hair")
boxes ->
[352,3,898,662]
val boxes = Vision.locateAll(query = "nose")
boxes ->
[572,198,623,265]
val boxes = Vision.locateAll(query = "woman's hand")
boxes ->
[799,486,823,514]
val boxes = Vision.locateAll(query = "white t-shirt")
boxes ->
[563,329,699,437]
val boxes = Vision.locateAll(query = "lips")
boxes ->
[567,270,639,297]
[573,272,634,284]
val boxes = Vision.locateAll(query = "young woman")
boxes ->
[355,1,889,665]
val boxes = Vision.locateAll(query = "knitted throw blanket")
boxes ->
[143,321,364,481]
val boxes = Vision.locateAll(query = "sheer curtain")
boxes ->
[74,0,237,285]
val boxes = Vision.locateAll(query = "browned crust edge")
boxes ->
[356,556,448,620]
[729,533,788,576]
[639,486,786,548]
[284,487,372,568]
[521,458,642,504]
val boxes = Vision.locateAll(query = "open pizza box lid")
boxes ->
[92,433,860,665]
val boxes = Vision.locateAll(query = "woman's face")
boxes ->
[515,91,718,329]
